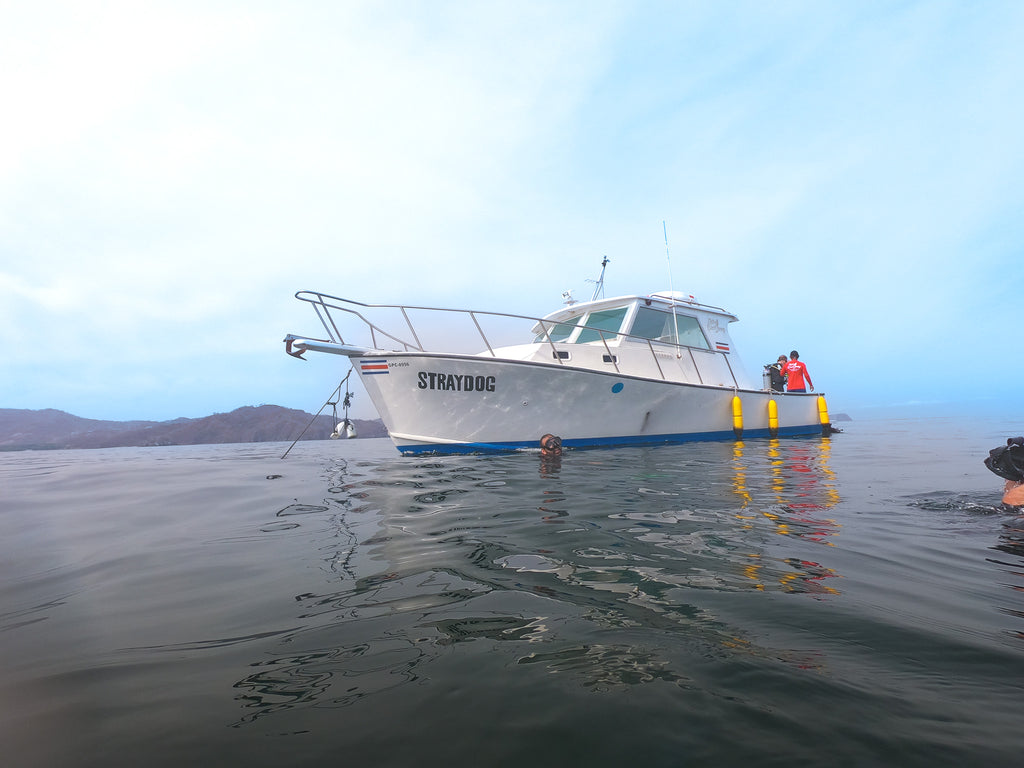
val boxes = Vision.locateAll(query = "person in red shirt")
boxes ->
[784,350,813,393]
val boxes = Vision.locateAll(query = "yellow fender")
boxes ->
[817,395,830,434]
[767,399,779,438]
[731,395,743,438]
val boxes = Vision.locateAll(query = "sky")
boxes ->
[2,0,1022,423]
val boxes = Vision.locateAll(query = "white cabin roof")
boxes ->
[539,292,739,325]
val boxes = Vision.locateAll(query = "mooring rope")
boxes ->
[280,368,353,459]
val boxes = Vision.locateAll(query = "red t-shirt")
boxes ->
[784,360,811,390]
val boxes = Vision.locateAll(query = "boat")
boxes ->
[283,267,832,454]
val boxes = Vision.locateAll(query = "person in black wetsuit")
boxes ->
[767,355,788,392]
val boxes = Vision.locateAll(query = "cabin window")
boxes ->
[575,307,628,343]
[534,316,580,343]
[629,307,710,350]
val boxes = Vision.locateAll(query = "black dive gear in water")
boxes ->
[984,437,1024,482]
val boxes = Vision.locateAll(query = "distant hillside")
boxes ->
[0,406,387,451]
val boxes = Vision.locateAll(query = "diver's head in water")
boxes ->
[540,434,562,456]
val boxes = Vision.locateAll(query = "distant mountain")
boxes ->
[0,406,387,451]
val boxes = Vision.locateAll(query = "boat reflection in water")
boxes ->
[232,438,841,726]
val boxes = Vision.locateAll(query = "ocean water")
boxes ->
[2,415,1023,767]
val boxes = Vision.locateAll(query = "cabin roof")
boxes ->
[541,292,738,324]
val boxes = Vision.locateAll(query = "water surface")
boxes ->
[2,416,1023,766]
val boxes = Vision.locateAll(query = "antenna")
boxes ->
[588,256,610,301]
[663,221,681,357]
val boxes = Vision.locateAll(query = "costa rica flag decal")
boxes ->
[360,359,390,375]
[715,342,730,352]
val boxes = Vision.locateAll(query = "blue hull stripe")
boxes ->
[396,424,826,455]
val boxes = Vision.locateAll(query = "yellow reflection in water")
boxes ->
[731,440,753,510]
[731,437,843,594]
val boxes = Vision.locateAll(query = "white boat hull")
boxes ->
[354,353,824,454]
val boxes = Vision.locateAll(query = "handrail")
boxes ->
[533,320,565,366]
[688,347,703,385]
[293,291,739,386]
[646,340,665,379]
[469,312,494,357]
[598,333,621,374]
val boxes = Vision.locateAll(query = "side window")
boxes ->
[675,315,709,349]
[576,307,628,343]
[630,307,675,341]
[534,316,580,343]
[628,308,709,349]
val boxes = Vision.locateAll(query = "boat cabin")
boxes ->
[534,294,728,348]
[513,292,754,390]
